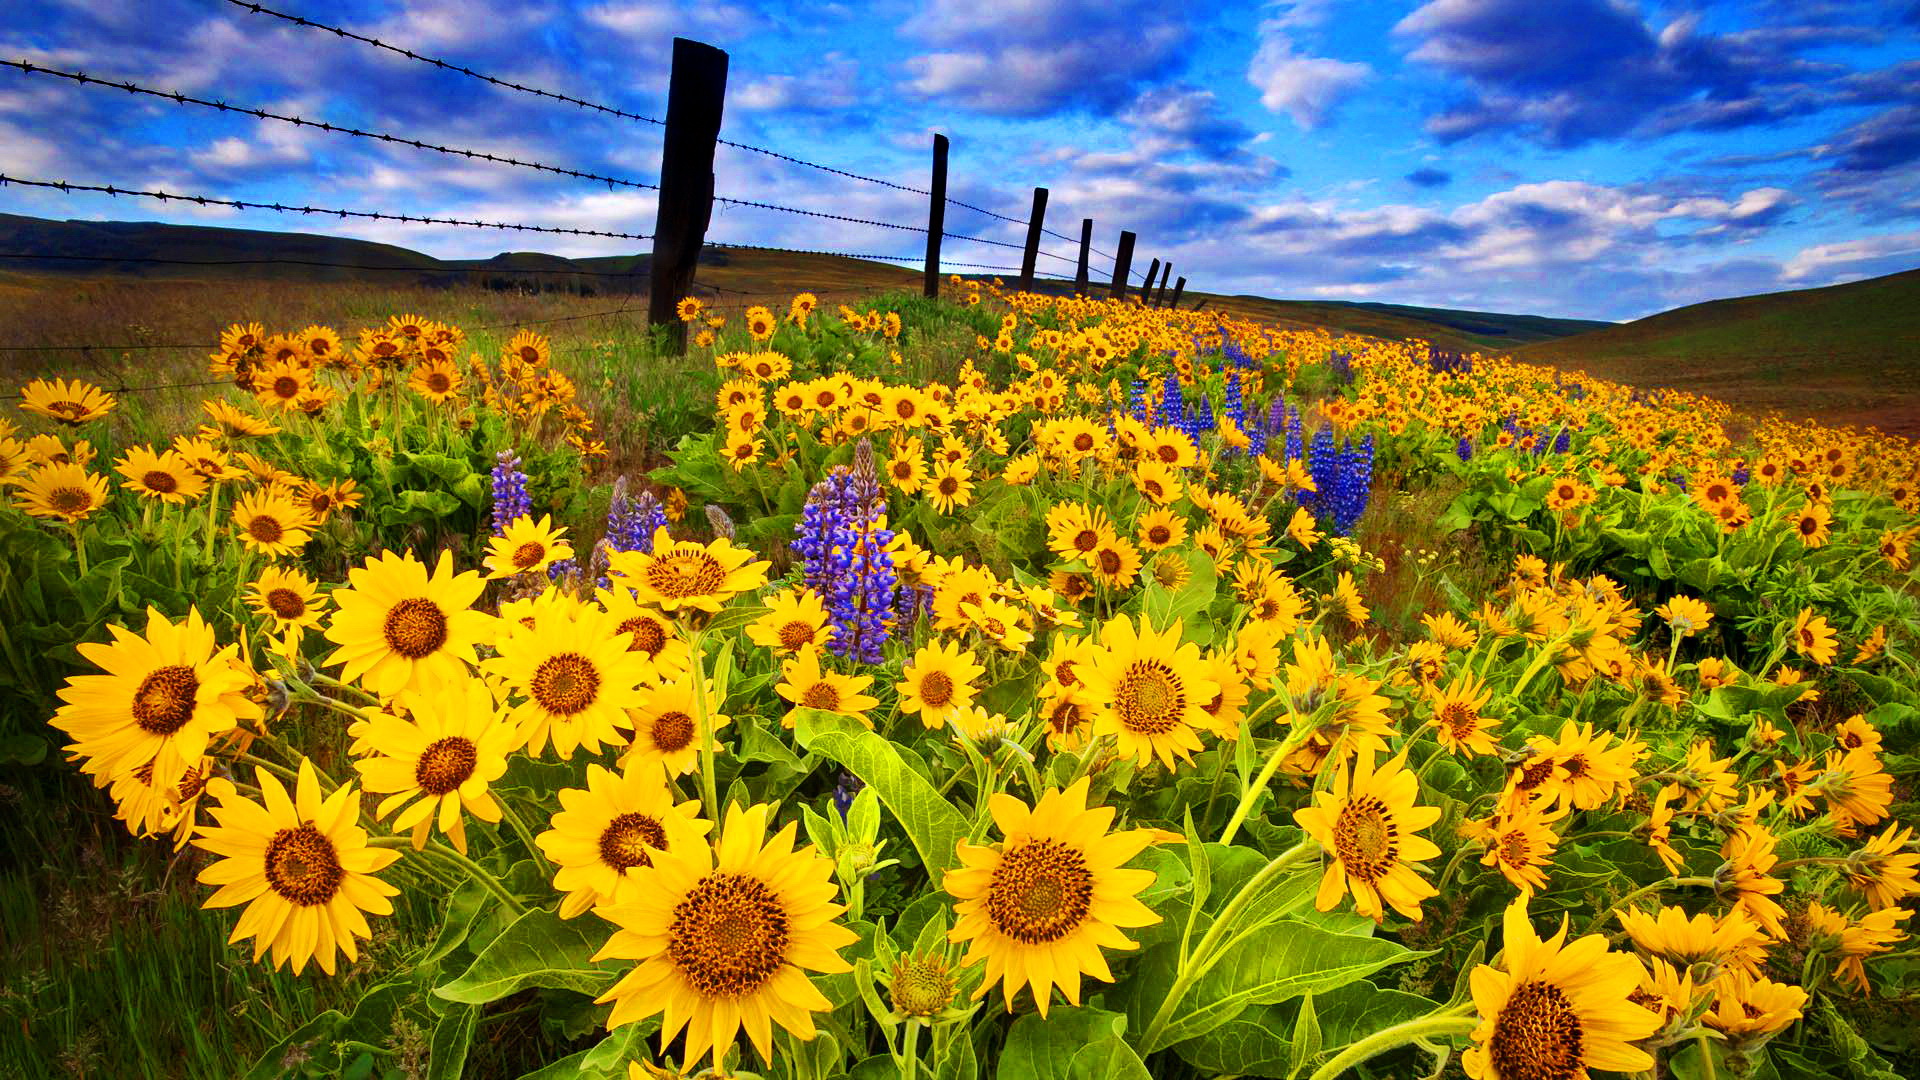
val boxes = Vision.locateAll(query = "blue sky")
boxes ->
[2,0,1918,320]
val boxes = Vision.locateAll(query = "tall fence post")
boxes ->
[648,38,729,355]
[924,134,948,299]
[1109,230,1136,300]
[1142,258,1161,305]
[1155,262,1172,306]
[1074,218,1091,295]
[1170,276,1186,310]
[1017,186,1048,294]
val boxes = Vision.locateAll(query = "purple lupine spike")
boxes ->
[489,450,530,536]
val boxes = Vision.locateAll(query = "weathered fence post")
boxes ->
[1170,276,1186,310]
[1155,262,1172,306]
[1074,218,1092,295]
[1109,230,1136,300]
[648,38,729,355]
[1017,187,1048,294]
[1142,258,1161,305]
[924,134,948,299]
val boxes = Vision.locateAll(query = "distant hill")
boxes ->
[1170,291,1611,351]
[1513,267,1920,434]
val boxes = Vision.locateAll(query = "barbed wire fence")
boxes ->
[1,4,1189,373]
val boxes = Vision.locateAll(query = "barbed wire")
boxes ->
[4,60,660,192]
[0,376,232,398]
[711,195,925,233]
[222,0,665,125]
[0,250,657,278]
[944,196,1025,228]
[0,175,655,241]
[715,138,929,196]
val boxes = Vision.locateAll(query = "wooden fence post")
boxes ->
[1017,187,1048,294]
[1074,218,1092,295]
[1142,258,1161,306]
[1109,230,1136,300]
[1170,276,1186,310]
[924,134,948,299]
[648,37,729,355]
[1155,262,1172,306]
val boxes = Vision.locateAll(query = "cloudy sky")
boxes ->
[2,0,1918,320]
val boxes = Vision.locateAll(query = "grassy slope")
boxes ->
[1513,267,1920,433]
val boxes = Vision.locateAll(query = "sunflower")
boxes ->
[52,606,260,791]
[597,588,693,684]
[1786,500,1831,548]
[247,566,329,631]
[1461,900,1659,1080]
[775,648,879,728]
[19,377,115,425]
[1428,671,1500,756]
[1045,502,1114,564]
[1323,571,1370,627]
[231,489,316,557]
[1134,506,1186,551]
[1293,749,1441,922]
[486,602,648,759]
[1722,825,1788,938]
[593,802,857,1068]
[1810,746,1894,835]
[1131,459,1182,505]
[623,674,729,777]
[352,674,516,853]
[1087,536,1142,590]
[927,460,974,513]
[608,529,770,615]
[1789,607,1837,665]
[108,757,213,850]
[14,461,110,522]
[192,759,400,975]
[745,588,834,656]
[114,445,208,504]
[744,305,778,342]
[884,442,927,493]
[1617,904,1769,975]
[408,358,464,403]
[485,514,574,580]
[1080,614,1217,769]
[538,761,711,919]
[202,399,282,439]
[1286,507,1320,549]
[1475,802,1565,899]
[503,329,550,368]
[944,778,1159,1015]
[1655,595,1713,637]
[323,549,495,699]
[676,296,705,322]
[896,639,985,730]
[1529,721,1639,812]
[251,359,312,412]
[1702,970,1807,1043]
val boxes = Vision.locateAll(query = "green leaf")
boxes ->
[433,907,625,1005]
[1819,1000,1904,1080]
[1287,991,1322,1079]
[427,1006,478,1080]
[792,709,969,876]
[997,1006,1148,1080]
[1134,916,1421,1051]
[242,1009,347,1080]
[1171,981,1438,1078]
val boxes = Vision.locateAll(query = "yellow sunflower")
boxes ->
[1428,671,1500,756]
[1046,502,1115,564]
[1462,899,1659,1080]
[109,756,215,850]
[485,602,648,759]
[927,460,974,513]
[1323,571,1370,627]
[231,489,316,557]
[13,461,110,522]
[1087,536,1142,590]
[202,399,282,439]
[485,513,574,580]
[192,759,401,975]
[1475,802,1565,899]
[944,778,1160,1015]
[19,377,115,425]
[538,761,712,919]
[1080,614,1217,769]
[1789,607,1837,665]
[775,648,879,728]
[1293,749,1442,922]
[322,549,495,699]
[408,358,464,403]
[745,587,835,656]
[247,566,329,631]
[114,445,208,504]
[596,588,692,684]
[623,674,729,777]
[1134,506,1187,551]
[593,802,857,1068]
[52,606,260,792]
[896,638,986,730]
[352,673,516,854]
[608,528,770,614]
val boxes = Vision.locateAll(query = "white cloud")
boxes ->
[1247,14,1371,129]
[1782,231,1920,280]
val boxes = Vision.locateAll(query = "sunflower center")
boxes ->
[142,469,179,494]
[1070,528,1099,553]
[413,736,478,795]
[776,619,816,650]
[1046,698,1089,735]
[1054,659,1079,687]
[1562,754,1590,780]
[530,653,601,716]
[890,955,956,1017]
[1487,978,1587,1080]
[266,587,307,620]
[618,616,667,656]
[938,477,959,496]
[48,487,93,515]
[1331,795,1398,881]
[263,823,345,906]
[598,811,668,870]
[512,541,547,570]
[1097,549,1123,575]
[1147,525,1171,545]
[985,838,1094,944]
[651,711,695,752]
[383,597,449,659]
[273,375,301,399]
[667,871,790,997]
[918,670,956,708]
[802,681,843,711]
[427,372,452,394]
[132,665,200,735]
[1499,830,1532,866]
[1439,702,1478,739]
[248,514,285,544]
[519,346,540,364]
[1114,661,1185,735]
[647,551,726,600]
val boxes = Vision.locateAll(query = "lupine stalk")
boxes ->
[489,450,530,536]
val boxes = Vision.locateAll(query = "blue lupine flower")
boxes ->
[793,442,897,665]
[489,450,530,536]
[1156,368,1184,430]
[1457,436,1475,462]
[1129,378,1149,423]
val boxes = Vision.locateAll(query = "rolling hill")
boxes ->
[1513,267,1920,433]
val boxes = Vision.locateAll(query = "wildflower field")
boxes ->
[2,278,1917,1080]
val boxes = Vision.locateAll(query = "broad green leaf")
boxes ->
[434,907,625,1004]
[1171,981,1438,1078]
[242,1009,346,1080]
[427,1005,478,1080]
[793,709,970,876]
[997,1006,1144,1080]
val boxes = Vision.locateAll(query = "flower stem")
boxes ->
[689,627,721,820]
[1305,1012,1479,1080]
[498,795,548,869]
[411,838,528,916]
